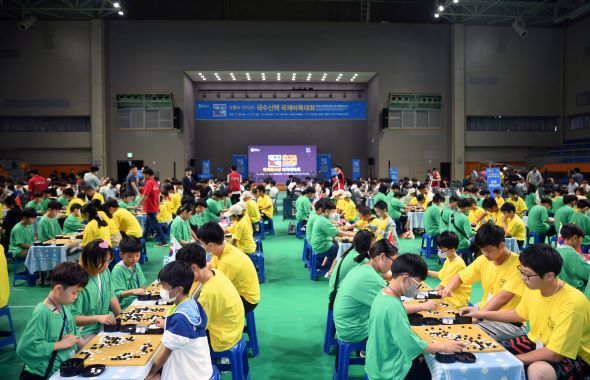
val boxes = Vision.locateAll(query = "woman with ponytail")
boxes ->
[328,230,375,296]
[81,202,111,247]
[92,199,121,247]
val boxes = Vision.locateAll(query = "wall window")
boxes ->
[388,109,441,129]
[116,93,173,130]
[0,116,90,132]
[569,113,590,130]
[467,116,559,132]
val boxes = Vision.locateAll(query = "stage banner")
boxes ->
[487,167,502,194]
[352,159,361,180]
[389,168,399,183]
[317,154,332,181]
[232,155,248,179]
[195,100,367,120]
[200,160,212,179]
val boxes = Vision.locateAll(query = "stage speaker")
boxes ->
[189,159,196,167]
[368,157,375,166]
[380,108,389,130]
[173,107,182,130]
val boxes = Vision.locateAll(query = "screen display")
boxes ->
[248,145,317,183]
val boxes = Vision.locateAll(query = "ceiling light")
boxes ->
[438,5,444,11]
[113,2,121,8]
[453,0,459,3]
[118,10,124,16]
[434,13,440,18]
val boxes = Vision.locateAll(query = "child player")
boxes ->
[17,262,90,379]
[111,236,147,310]
[146,261,214,380]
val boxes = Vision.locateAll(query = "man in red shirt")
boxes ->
[332,165,345,192]
[133,167,167,247]
[226,165,242,205]
[27,169,48,200]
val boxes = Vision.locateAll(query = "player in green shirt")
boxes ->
[25,193,45,213]
[527,198,556,240]
[189,199,208,231]
[8,207,36,257]
[171,204,196,246]
[365,254,464,380]
[441,195,459,226]
[446,199,474,251]
[63,204,85,234]
[554,195,577,234]
[571,199,590,247]
[388,191,407,227]
[371,184,388,211]
[118,192,134,209]
[424,193,445,237]
[295,187,314,223]
[37,200,64,242]
[111,237,147,310]
[72,240,121,336]
[333,239,399,343]
[551,189,565,213]
[556,224,590,295]
[16,262,89,379]
[309,200,353,255]
[203,191,224,223]
[524,184,538,211]
[328,230,375,296]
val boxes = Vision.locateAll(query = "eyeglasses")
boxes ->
[517,265,539,281]
[406,275,421,287]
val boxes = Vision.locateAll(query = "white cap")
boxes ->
[332,190,344,198]
[343,191,352,198]
[223,204,244,218]
[241,191,253,200]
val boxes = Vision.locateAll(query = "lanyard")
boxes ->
[128,265,137,288]
[92,274,105,310]
[48,297,70,334]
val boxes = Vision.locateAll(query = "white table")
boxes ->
[336,242,352,259]
[424,350,525,380]
[505,237,520,253]
[25,240,82,274]
[409,211,425,230]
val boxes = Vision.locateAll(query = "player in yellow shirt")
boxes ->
[66,193,85,219]
[84,186,104,204]
[175,244,245,352]
[157,193,173,224]
[500,202,527,248]
[240,191,261,223]
[462,245,590,380]
[80,202,111,246]
[493,189,505,207]
[507,189,528,217]
[197,222,260,312]
[467,199,487,230]
[165,184,182,215]
[224,204,256,254]
[343,206,380,234]
[428,231,471,308]
[254,185,273,220]
[105,199,143,238]
[340,192,357,222]
[478,198,504,227]
[441,223,526,341]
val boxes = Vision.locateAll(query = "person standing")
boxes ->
[182,168,195,196]
[431,168,441,189]
[27,169,48,200]
[227,165,242,205]
[526,166,543,187]
[332,165,345,192]
[134,168,167,247]
[125,166,140,197]
[83,166,101,191]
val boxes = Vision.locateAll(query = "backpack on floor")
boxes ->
[287,222,296,235]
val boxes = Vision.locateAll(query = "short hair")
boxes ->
[417,184,426,190]
[90,166,99,172]
[185,167,193,172]
[519,245,563,277]
[374,200,388,211]
[33,192,43,198]
[479,190,490,196]
[357,205,372,217]
[3,197,16,207]
[314,199,326,211]
[51,262,89,289]
[481,198,498,210]
[79,239,113,276]
[322,200,336,210]
[577,199,590,209]
[195,199,208,208]
[213,190,225,198]
[303,187,315,195]
[501,202,516,213]
[493,189,501,194]
[21,207,37,218]
[175,243,207,269]
[104,198,119,209]
[437,231,459,250]
[540,197,552,206]
[432,193,444,203]
[475,223,505,248]
[256,184,266,193]
[143,167,154,176]
[457,199,471,209]
[47,200,63,211]
[231,164,237,171]
[63,188,75,197]
[563,195,578,205]
[390,253,428,281]
[507,189,517,195]
[119,236,142,254]
[416,194,425,202]
[448,195,460,204]
[560,223,585,239]
[158,261,193,295]
[121,192,132,199]
[196,222,225,245]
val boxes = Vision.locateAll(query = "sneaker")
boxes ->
[154,242,168,247]
[324,272,332,279]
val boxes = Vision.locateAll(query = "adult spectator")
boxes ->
[526,166,543,187]
[134,167,167,247]
[182,167,195,195]
[567,177,579,195]
[573,168,585,187]
[26,169,48,200]
[126,166,140,196]
[83,166,101,190]
[226,165,242,205]
[332,165,345,191]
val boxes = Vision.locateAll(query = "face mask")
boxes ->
[403,278,420,298]
[437,250,448,259]
[160,288,177,302]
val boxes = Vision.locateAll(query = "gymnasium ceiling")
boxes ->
[0,0,589,27]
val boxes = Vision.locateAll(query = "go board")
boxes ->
[412,324,504,353]
[405,299,458,318]
[119,305,170,326]
[75,334,161,366]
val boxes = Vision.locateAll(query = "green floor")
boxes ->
[0,209,483,380]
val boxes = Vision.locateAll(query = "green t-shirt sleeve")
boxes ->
[565,252,590,283]
[390,302,428,358]
[111,265,127,300]
[16,307,54,374]
[326,221,339,237]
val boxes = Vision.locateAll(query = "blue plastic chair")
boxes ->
[209,365,220,380]
[263,218,275,236]
[309,248,335,281]
[109,247,121,270]
[210,337,251,380]
[243,311,259,357]
[323,310,337,354]
[248,251,266,284]
[12,257,37,287]
[255,238,263,253]
[333,339,366,380]
[295,220,305,239]
[420,233,436,259]
[457,248,474,264]
[139,237,148,264]
[526,230,546,246]
[0,306,17,350]
[256,221,266,240]
[302,239,312,267]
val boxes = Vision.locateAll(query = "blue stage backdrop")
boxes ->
[195,100,367,120]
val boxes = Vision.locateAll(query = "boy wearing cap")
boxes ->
[224,203,256,254]
[254,185,273,220]
[341,192,357,223]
